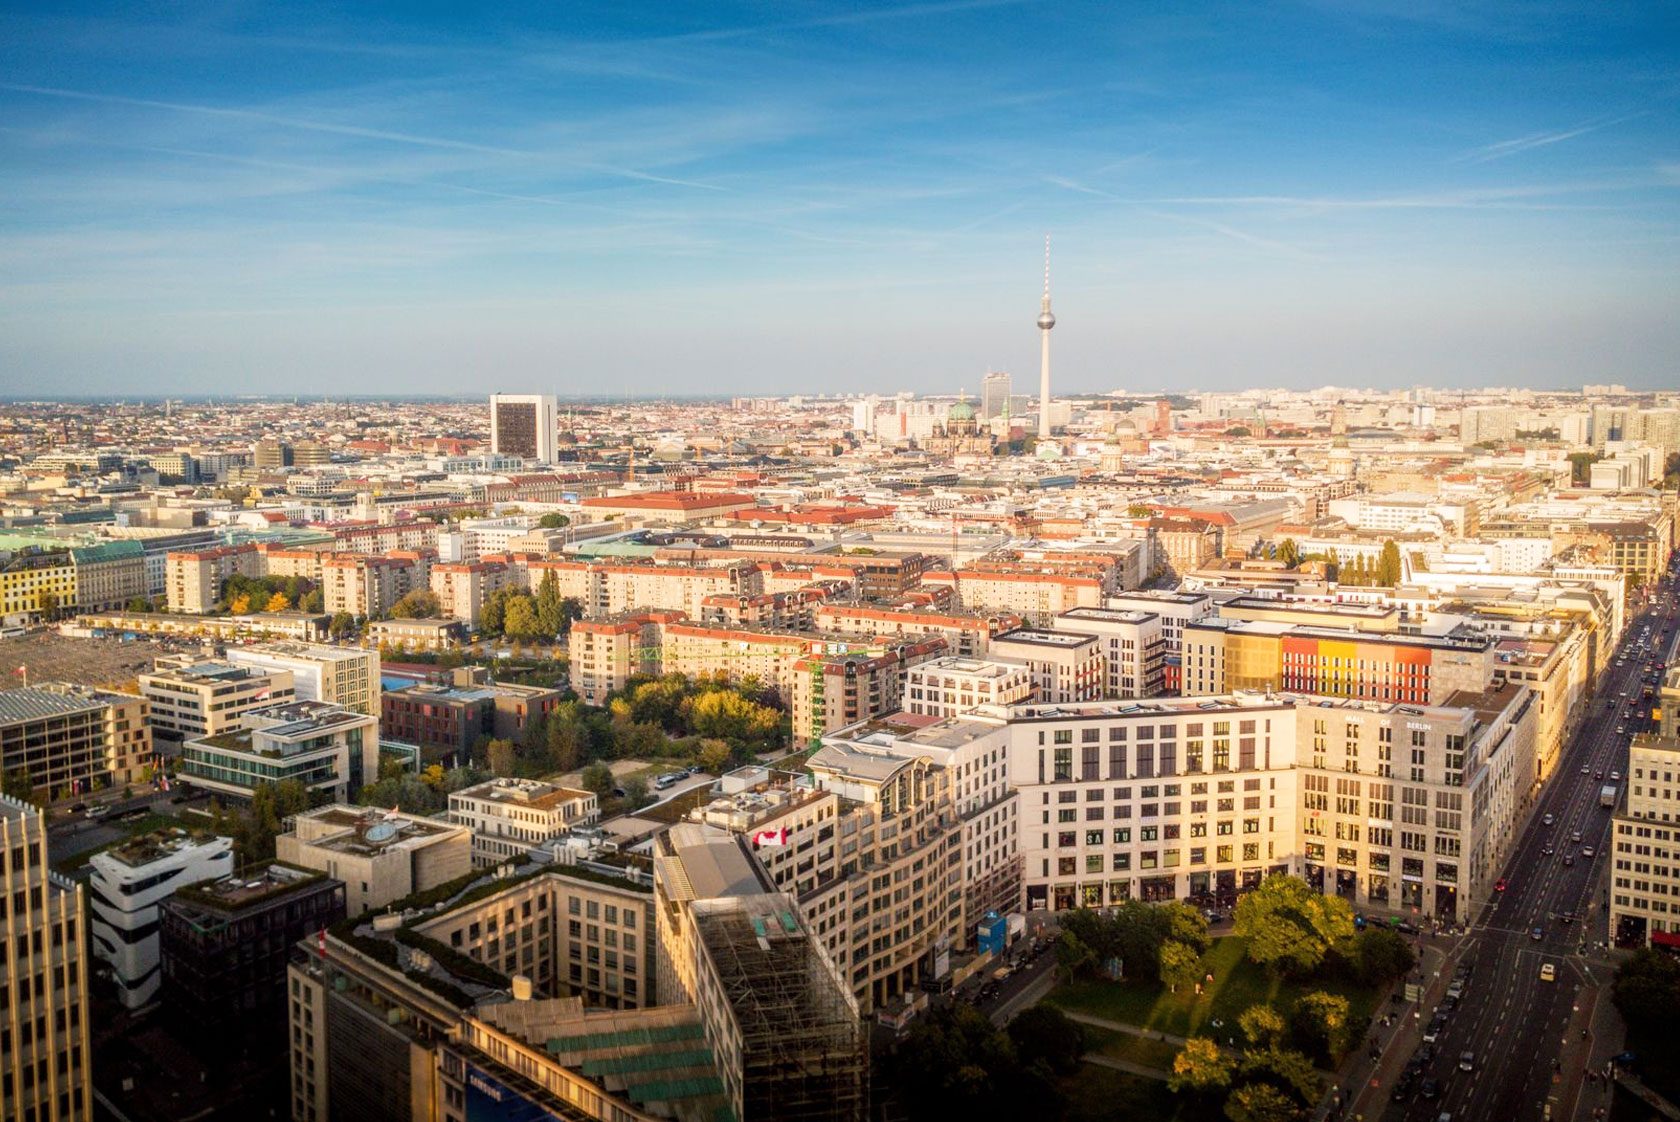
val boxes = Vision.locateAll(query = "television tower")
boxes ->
[1037,234,1056,440]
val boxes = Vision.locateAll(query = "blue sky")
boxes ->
[1,1,1676,397]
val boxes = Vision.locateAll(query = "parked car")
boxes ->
[1459,1052,1474,1072]
[1531,926,1544,941]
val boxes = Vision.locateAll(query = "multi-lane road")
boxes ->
[1382,574,1680,1122]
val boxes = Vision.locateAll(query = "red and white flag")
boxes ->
[752,827,787,848]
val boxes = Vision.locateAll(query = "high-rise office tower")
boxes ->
[980,371,1012,419]
[1,795,93,1122]
[489,393,558,463]
[1036,236,1056,439]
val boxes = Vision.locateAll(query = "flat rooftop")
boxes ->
[1057,607,1156,625]
[993,628,1096,648]
[100,828,223,870]
[662,823,774,899]
[0,686,103,725]
[458,777,594,810]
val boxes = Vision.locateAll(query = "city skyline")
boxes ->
[2,1,1677,396]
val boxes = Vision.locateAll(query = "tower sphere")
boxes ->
[1037,310,1056,330]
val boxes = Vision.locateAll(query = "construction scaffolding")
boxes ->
[691,893,867,1122]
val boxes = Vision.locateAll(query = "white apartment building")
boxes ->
[447,777,601,867]
[916,687,1535,923]
[989,628,1104,704]
[1105,590,1214,655]
[225,642,380,717]
[1327,493,1476,538]
[88,831,233,1008]
[1053,607,1166,698]
[903,656,1033,719]
[139,657,295,738]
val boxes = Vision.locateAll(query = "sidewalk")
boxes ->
[1333,937,1461,1122]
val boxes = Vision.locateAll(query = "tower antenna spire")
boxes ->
[1036,233,1056,441]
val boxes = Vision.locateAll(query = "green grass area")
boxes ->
[1081,1025,1181,1072]
[1048,936,1382,1049]
[1059,1061,1187,1122]
[53,813,188,875]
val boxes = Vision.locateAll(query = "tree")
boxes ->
[696,738,733,774]
[545,710,586,773]
[1236,1045,1319,1106]
[538,513,570,529]
[1350,926,1414,985]
[1006,1005,1086,1076]
[391,590,440,619]
[1276,538,1300,567]
[486,738,518,777]
[580,761,614,796]
[1238,1005,1286,1048]
[1568,450,1604,486]
[1234,874,1355,975]
[1292,990,1352,1060]
[299,588,325,613]
[535,572,565,637]
[1055,929,1096,981]
[2,768,35,805]
[1375,539,1402,587]
[502,594,541,641]
[37,591,59,622]
[124,596,154,613]
[1160,939,1202,993]
[265,591,291,613]
[1160,899,1212,952]
[888,1004,1062,1122]
[1224,1082,1300,1122]
[1169,1037,1233,1095]
[229,593,252,614]
[622,775,651,811]
[328,611,356,638]
[1613,948,1680,1032]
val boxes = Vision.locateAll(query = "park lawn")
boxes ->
[1049,935,1383,1047]
[1082,1025,1181,1072]
[1060,1061,1187,1122]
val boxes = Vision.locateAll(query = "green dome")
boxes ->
[948,400,976,422]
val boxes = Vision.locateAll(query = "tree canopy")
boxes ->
[1232,874,1356,975]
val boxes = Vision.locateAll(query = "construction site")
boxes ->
[690,891,868,1122]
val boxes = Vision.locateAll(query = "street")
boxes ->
[1369,577,1678,1122]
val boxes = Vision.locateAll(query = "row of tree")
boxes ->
[1274,539,1403,587]
[1054,898,1210,986]
[220,573,322,614]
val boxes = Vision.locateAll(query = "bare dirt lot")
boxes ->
[0,630,179,689]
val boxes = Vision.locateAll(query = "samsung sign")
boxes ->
[465,1064,566,1122]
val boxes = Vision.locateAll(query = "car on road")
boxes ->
[1596,770,1604,779]
[1617,725,1626,734]
[1392,1078,1413,1102]
[1495,878,1507,892]
[1419,1078,1440,1100]
[1544,813,1555,825]
[1531,926,1544,940]
[1459,1051,1474,1072]
[1540,962,1556,982]
[1564,854,1575,866]
[1583,847,1595,858]
[1543,845,1555,855]
[70,802,86,813]
[1612,771,1622,780]
[1423,1022,1442,1044]
[84,805,109,820]
[1581,765,1591,774]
